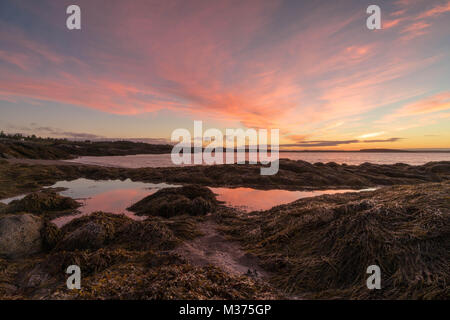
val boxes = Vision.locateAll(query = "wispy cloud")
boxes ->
[0,0,448,148]
[385,92,450,121]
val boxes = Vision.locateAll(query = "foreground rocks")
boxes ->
[0,214,43,259]
[0,211,280,299]
[0,181,449,299]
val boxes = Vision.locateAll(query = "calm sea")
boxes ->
[65,152,450,168]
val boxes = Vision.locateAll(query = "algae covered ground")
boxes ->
[217,182,450,299]
[0,159,449,300]
[0,211,280,299]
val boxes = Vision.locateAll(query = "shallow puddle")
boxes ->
[49,179,177,227]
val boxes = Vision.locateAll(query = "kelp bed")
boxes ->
[1,176,449,299]
[0,211,280,299]
[218,182,450,299]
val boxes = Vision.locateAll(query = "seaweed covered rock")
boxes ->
[116,220,179,250]
[55,212,179,251]
[1,191,80,215]
[56,212,131,251]
[0,214,43,258]
[128,185,218,217]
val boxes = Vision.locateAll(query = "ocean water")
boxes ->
[65,152,450,168]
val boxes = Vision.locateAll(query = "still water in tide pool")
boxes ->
[211,187,375,212]
[0,178,375,227]
[49,179,176,227]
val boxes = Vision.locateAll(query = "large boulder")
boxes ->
[0,214,44,258]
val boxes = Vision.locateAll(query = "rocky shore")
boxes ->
[0,160,449,300]
[0,137,172,160]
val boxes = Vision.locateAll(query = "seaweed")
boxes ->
[222,182,450,299]
[0,191,80,217]
[128,185,219,217]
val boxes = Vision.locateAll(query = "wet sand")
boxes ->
[173,219,270,279]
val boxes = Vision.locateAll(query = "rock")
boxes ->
[56,212,132,251]
[56,211,179,251]
[128,185,219,217]
[0,214,43,258]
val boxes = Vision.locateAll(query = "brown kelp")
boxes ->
[220,182,450,299]
[128,185,219,217]
[0,191,80,217]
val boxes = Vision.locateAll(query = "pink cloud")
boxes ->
[384,92,450,122]
[0,0,448,142]
[416,1,450,19]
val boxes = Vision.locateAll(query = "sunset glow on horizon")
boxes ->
[0,0,449,150]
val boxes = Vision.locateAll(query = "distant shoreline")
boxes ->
[277,149,450,153]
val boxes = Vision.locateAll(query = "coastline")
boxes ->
[0,155,449,300]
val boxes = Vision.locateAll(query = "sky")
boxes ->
[0,0,449,150]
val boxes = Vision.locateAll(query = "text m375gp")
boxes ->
[223,304,271,315]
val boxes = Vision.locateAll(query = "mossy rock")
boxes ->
[128,185,219,217]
